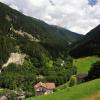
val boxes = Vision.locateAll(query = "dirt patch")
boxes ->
[83,91,100,100]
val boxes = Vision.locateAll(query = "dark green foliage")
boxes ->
[68,75,77,87]
[87,61,100,80]
[44,58,77,86]
[0,61,37,92]
[0,36,16,67]
[0,57,77,93]
[20,41,49,68]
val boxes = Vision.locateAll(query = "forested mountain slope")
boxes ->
[0,2,82,64]
[70,25,100,58]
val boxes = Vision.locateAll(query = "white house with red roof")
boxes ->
[34,82,56,96]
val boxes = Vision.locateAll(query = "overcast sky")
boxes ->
[0,0,100,34]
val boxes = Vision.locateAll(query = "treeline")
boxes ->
[86,61,100,81]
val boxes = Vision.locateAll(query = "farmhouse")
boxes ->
[34,82,56,96]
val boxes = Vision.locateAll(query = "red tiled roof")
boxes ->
[34,82,46,88]
[34,82,55,89]
[45,83,55,89]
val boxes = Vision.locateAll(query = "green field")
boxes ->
[26,79,100,100]
[73,56,100,74]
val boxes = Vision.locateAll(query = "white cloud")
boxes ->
[10,4,19,11]
[0,0,100,34]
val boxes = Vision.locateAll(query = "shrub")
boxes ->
[68,75,77,87]
[87,61,100,80]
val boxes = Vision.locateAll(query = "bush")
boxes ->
[87,61,100,80]
[68,75,77,87]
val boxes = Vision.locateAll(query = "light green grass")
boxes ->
[0,88,4,93]
[26,79,100,100]
[73,56,100,74]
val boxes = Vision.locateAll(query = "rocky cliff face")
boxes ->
[2,53,26,68]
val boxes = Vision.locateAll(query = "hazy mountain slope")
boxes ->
[70,25,100,58]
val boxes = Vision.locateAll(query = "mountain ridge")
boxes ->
[0,2,82,43]
[70,25,100,58]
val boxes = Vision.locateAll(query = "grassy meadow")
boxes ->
[73,56,100,74]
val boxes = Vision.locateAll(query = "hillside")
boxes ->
[26,79,100,100]
[0,2,82,43]
[73,56,100,74]
[0,1,82,64]
[70,25,100,58]
[0,2,80,95]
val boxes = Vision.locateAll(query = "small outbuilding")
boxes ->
[76,73,87,83]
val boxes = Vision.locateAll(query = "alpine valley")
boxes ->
[0,2,100,100]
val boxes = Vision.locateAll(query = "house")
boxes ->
[34,82,56,96]
[76,73,87,83]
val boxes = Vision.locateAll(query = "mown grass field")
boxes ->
[26,79,100,100]
[73,56,100,74]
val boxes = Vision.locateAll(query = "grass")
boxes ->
[26,79,100,100]
[73,56,100,74]
[0,88,4,93]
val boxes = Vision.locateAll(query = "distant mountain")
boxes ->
[70,25,100,58]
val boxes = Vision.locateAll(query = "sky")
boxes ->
[0,0,100,34]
